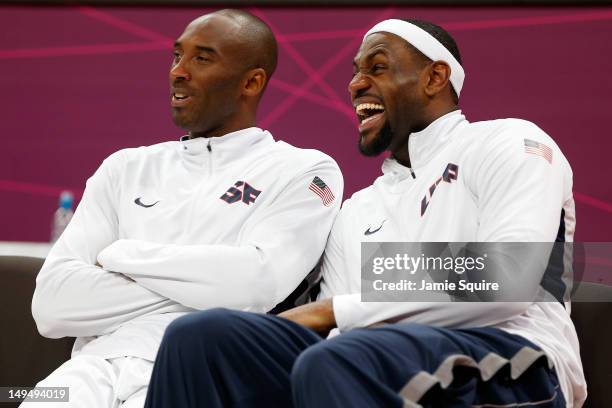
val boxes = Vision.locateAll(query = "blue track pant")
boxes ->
[144,308,564,408]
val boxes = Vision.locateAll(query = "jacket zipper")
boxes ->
[207,139,212,174]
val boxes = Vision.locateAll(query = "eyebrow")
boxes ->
[353,48,388,67]
[173,42,218,55]
[195,45,217,54]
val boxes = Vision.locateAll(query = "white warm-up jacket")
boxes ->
[320,111,586,407]
[33,127,343,361]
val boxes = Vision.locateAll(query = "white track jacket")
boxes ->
[320,110,586,406]
[33,127,343,361]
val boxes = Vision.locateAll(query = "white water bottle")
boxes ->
[51,191,74,242]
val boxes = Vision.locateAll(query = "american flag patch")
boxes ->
[309,176,335,206]
[524,139,553,163]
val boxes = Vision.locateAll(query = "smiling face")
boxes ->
[349,32,430,159]
[170,14,249,137]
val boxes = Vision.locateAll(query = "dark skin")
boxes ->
[278,32,458,333]
[170,13,267,139]
[352,32,458,166]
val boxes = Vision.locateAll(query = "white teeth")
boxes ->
[174,93,187,99]
[355,103,385,115]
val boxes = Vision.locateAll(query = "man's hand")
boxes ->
[278,298,336,335]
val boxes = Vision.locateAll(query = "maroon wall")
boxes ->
[1,5,611,241]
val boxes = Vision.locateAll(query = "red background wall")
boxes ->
[1,5,611,241]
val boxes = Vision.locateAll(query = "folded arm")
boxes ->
[32,153,189,339]
[98,161,343,312]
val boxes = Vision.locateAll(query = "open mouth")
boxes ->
[171,92,192,107]
[356,103,385,128]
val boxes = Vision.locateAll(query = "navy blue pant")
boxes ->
[144,308,564,408]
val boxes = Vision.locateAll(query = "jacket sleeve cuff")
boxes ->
[332,293,361,332]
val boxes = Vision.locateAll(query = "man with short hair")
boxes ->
[27,9,342,408]
[144,18,585,407]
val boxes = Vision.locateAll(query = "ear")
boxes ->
[242,68,267,98]
[424,61,451,98]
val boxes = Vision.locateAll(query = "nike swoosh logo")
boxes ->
[134,197,160,208]
[364,220,386,236]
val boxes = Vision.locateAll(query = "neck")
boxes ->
[188,111,257,139]
[391,104,458,168]
[392,149,411,168]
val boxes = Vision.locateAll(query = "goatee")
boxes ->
[359,121,393,157]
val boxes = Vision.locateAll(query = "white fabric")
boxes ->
[319,110,586,406]
[19,355,151,408]
[32,127,342,371]
[364,19,465,96]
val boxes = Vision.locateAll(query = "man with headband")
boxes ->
[145,18,586,407]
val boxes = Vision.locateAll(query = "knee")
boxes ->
[291,342,340,387]
[162,308,242,351]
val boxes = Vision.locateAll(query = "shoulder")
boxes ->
[462,118,570,171]
[108,141,177,163]
[271,140,341,169]
[263,140,343,187]
[98,141,178,171]
[466,118,559,152]
[459,118,573,201]
[339,183,378,214]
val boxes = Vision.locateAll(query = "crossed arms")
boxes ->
[33,151,343,338]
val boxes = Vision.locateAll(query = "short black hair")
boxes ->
[214,9,278,81]
[403,19,462,102]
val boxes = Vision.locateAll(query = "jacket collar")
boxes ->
[179,127,274,169]
[382,109,467,177]
[408,109,467,170]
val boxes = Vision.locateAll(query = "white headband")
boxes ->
[364,19,465,97]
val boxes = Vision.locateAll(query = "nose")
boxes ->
[170,59,191,82]
[348,72,370,99]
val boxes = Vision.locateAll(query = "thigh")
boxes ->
[316,324,561,408]
[146,308,323,408]
[20,355,118,408]
[159,308,323,371]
